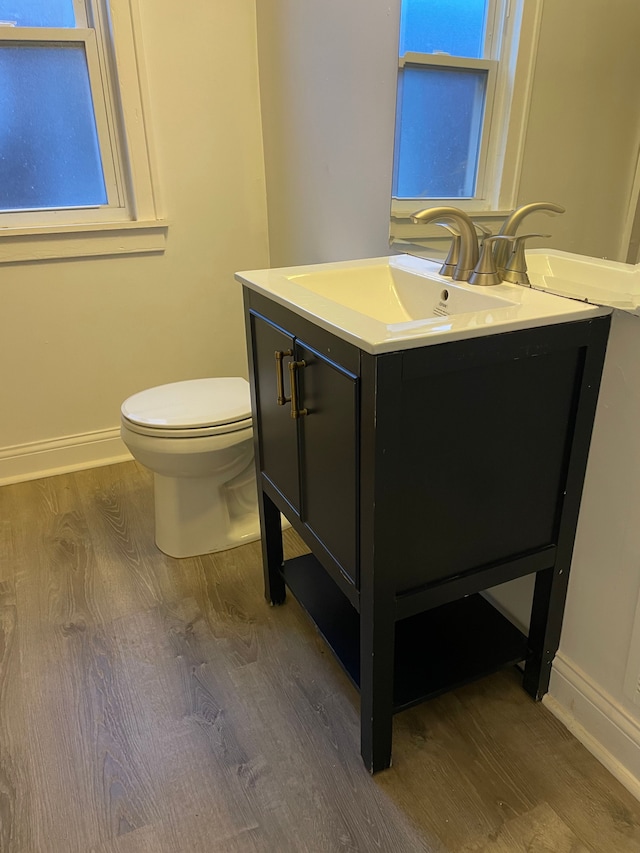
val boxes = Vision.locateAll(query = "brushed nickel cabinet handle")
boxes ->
[274,349,293,405]
[288,360,307,419]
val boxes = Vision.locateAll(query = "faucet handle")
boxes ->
[473,222,493,248]
[468,235,514,286]
[502,233,550,285]
[433,221,461,277]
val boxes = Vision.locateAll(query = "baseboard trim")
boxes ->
[545,652,640,802]
[0,428,133,486]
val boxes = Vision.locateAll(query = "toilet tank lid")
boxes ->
[121,377,252,429]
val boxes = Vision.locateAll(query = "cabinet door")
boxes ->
[296,341,358,584]
[251,312,300,513]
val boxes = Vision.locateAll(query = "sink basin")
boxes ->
[236,254,610,354]
[285,261,513,324]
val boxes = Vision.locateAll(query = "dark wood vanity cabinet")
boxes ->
[243,287,610,773]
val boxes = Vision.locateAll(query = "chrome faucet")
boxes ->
[494,201,565,272]
[410,206,479,281]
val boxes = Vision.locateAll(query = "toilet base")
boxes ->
[153,467,261,559]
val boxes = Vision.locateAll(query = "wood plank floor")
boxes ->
[2,461,640,852]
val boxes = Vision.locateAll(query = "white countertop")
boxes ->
[236,254,610,355]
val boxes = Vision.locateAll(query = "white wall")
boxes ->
[255,0,401,267]
[544,311,640,799]
[561,314,640,700]
[0,0,269,483]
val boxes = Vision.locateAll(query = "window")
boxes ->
[0,0,165,262]
[392,0,542,221]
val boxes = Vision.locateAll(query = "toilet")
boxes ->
[120,377,261,558]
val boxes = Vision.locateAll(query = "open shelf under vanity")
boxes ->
[282,553,529,713]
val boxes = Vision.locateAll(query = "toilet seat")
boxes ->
[121,415,253,439]
[121,377,253,439]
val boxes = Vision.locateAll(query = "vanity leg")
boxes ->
[258,489,286,605]
[359,600,395,773]
[359,542,396,772]
[523,565,568,699]
[357,351,402,773]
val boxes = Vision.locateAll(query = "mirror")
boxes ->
[390,1,640,264]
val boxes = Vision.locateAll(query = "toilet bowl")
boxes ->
[120,377,261,558]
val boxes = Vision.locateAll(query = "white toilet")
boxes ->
[120,377,261,558]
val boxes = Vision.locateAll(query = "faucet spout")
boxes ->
[410,206,479,281]
[495,201,565,271]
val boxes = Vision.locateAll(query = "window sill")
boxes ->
[390,210,510,245]
[0,219,168,264]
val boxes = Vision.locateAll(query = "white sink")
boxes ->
[236,254,610,354]
[285,261,513,323]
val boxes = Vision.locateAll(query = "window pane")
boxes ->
[393,66,486,199]
[0,44,107,211]
[0,1,76,27]
[399,0,488,59]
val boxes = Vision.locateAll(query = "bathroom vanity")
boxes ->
[238,254,611,773]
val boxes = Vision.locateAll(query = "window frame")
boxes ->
[0,27,122,219]
[391,0,544,231]
[0,0,166,263]
[394,52,499,204]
